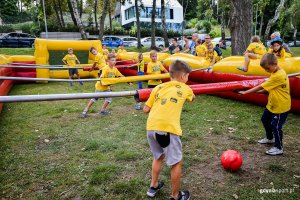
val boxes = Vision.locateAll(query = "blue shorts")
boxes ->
[68,68,78,76]
[91,89,112,103]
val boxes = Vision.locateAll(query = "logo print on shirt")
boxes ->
[161,98,167,105]
[177,91,183,97]
[170,97,177,103]
[152,66,161,72]
[107,72,115,78]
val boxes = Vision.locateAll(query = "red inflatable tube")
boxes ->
[0,80,14,112]
[215,92,300,114]
[136,79,265,102]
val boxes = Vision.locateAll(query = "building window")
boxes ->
[125,7,135,20]
[139,7,173,19]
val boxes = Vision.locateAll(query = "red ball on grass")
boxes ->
[221,150,243,171]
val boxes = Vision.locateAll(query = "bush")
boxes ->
[209,30,217,38]
[201,20,212,33]
[0,25,15,33]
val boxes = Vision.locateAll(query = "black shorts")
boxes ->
[148,85,157,88]
[68,68,78,76]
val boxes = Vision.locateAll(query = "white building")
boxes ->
[115,0,183,32]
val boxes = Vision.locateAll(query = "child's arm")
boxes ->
[89,62,97,72]
[143,105,151,113]
[238,85,263,95]
[62,59,68,65]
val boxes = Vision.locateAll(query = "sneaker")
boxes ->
[237,67,248,72]
[169,191,191,200]
[265,147,283,156]
[80,112,87,118]
[79,81,83,85]
[99,110,111,115]
[135,103,141,110]
[146,181,164,198]
[258,138,275,144]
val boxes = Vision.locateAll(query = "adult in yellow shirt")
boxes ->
[146,50,168,88]
[143,60,194,199]
[89,47,106,77]
[206,43,218,66]
[237,36,267,72]
[62,48,82,86]
[239,53,290,156]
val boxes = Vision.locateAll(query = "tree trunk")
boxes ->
[259,14,263,37]
[108,1,112,34]
[221,12,225,40]
[54,0,63,28]
[67,0,78,26]
[94,0,98,30]
[58,0,65,27]
[161,0,169,47]
[78,0,83,19]
[70,0,87,39]
[229,0,253,55]
[135,0,141,49]
[264,0,285,41]
[99,0,109,40]
[151,0,157,50]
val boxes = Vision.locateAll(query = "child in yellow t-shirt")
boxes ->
[206,43,217,66]
[237,36,267,72]
[89,47,106,77]
[62,48,82,86]
[196,39,207,57]
[268,37,288,59]
[135,53,145,110]
[143,60,195,199]
[80,54,129,118]
[102,44,109,60]
[117,44,127,57]
[239,53,290,156]
[146,50,168,88]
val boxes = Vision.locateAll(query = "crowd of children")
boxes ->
[61,32,292,199]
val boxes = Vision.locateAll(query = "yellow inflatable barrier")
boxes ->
[163,53,211,69]
[117,52,139,61]
[142,52,170,63]
[213,56,300,76]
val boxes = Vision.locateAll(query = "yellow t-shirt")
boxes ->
[63,54,78,66]
[268,48,286,59]
[102,49,109,60]
[94,53,106,70]
[261,69,291,114]
[95,65,123,91]
[206,51,218,63]
[137,60,145,72]
[247,42,267,56]
[147,61,166,86]
[196,45,207,57]
[146,81,194,136]
[117,49,127,54]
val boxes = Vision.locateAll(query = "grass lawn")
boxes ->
[0,47,300,199]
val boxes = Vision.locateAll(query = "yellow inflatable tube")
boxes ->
[117,52,139,61]
[213,56,300,76]
[142,52,170,63]
[163,53,211,69]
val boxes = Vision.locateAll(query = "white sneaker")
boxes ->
[266,147,283,156]
[258,138,275,144]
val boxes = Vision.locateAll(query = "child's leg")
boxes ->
[151,155,165,188]
[100,100,110,112]
[76,72,83,85]
[243,53,258,69]
[137,72,144,89]
[171,161,182,198]
[271,112,288,150]
[261,109,273,140]
[83,99,95,113]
